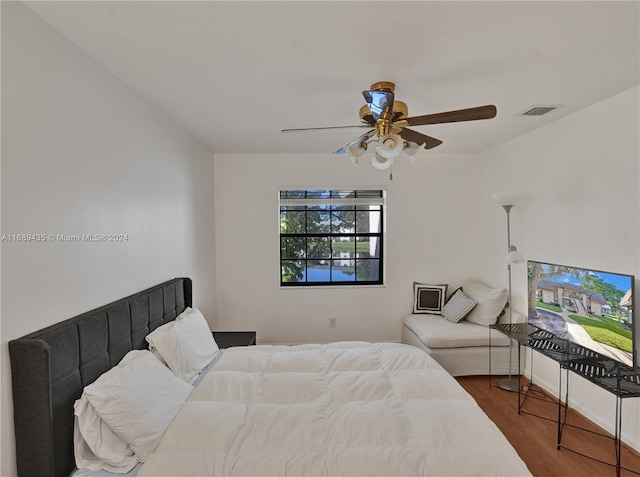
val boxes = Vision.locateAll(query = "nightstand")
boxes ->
[212,331,257,349]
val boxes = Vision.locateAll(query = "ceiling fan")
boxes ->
[282,81,497,179]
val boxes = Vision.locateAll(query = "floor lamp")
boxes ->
[492,193,525,393]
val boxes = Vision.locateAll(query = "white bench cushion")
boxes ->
[402,314,512,349]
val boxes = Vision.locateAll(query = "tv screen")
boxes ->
[527,260,636,369]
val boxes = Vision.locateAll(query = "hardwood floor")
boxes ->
[456,376,640,477]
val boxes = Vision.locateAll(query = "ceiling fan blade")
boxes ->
[362,90,394,122]
[400,105,497,127]
[334,129,376,155]
[281,124,371,133]
[399,128,443,150]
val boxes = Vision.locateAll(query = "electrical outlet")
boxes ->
[329,318,337,328]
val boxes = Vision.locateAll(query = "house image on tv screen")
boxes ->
[620,288,633,325]
[528,260,634,368]
[537,279,608,317]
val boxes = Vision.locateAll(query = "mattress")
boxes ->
[138,342,531,477]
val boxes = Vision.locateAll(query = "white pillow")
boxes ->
[442,288,477,323]
[462,278,508,326]
[73,396,138,473]
[81,350,193,462]
[146,307,219,384]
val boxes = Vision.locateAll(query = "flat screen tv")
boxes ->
[528,260,636,369]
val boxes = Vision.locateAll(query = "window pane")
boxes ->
[331,210,355,233]
[356,210,382,234]
[280,190,306,199]
[331,259,356,281]
[355,190,383,199]
[306,190,330,199]
[307,260,331,282]
[332,238,355,258]
[281,261,305,282]
[357,259,380,281]
[331,190,355,199]
[307,237,330,259]
[280,211,305,234]
[279,188,384,286]
[356,236,380,259]
[307,210,330,233]
[281,237,305,259]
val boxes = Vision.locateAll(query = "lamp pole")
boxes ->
[498,204,521,392]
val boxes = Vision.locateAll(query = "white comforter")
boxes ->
[139,342,531,477]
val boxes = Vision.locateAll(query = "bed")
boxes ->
[10,278,532,477]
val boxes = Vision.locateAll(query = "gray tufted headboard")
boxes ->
[9,278,192,477]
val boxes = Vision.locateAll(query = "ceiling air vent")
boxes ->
[521,106,558,116]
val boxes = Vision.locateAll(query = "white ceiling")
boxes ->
[25,1,639,154]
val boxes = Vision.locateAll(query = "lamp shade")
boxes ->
[371,153,392,169]
[376,134,403,159]
[403,141,420,157]
[492,192,519,207]
[506,245,525,265]
[346,142,367,165]
[346,142,367,158]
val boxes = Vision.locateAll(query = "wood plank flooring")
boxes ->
[456,376,640,477]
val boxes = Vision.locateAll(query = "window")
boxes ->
[279,189,385,286]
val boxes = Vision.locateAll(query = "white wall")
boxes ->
[213,152,481,345]
[478,85,640,451]
[0,3,216,476]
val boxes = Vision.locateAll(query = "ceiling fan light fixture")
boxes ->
[346,141,368,166]
[346,142,367,157]
[372,152,392,170]
[403,141,420,157]
[376,133,403,159]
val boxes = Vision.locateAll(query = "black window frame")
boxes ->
[279,189,385,287]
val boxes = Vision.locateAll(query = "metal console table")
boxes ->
[491,323,640,477]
